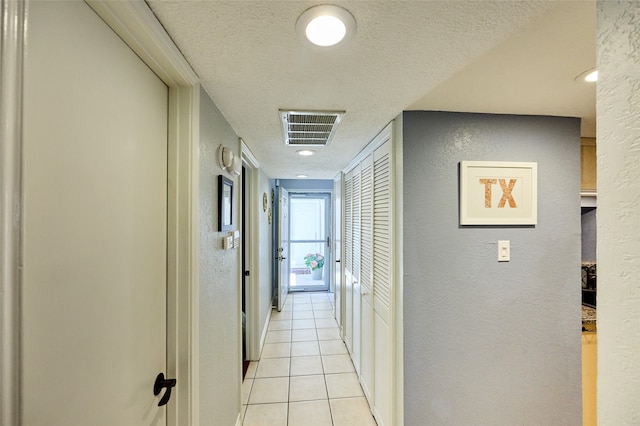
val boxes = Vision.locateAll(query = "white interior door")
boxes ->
[277,187,290,311]
[343,171,354,351]
[22,2,169,424]
[372,140,394,426]
[359,154,375,402]
[351,164,362,372]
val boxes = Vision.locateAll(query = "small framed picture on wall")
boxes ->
[218,175,233,231]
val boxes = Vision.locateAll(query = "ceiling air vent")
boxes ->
[280,110,344,146]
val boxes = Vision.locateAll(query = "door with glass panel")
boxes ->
[289,193,331,292]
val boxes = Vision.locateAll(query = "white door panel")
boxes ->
[343,171,354,351]
[23,2,168,424]
[372,139,393,426]
[351,165,361,367]
[359,154,374,401]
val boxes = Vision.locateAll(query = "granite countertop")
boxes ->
[582,305,596,332]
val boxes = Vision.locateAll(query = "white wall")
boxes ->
[198,86,242,425]
[597,2,640,424]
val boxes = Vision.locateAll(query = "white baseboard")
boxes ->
[258,308,272,356]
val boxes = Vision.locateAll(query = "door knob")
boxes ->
[154,373,177,407]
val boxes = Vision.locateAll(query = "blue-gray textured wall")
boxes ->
[402,111,582,425]
[581,208,597,262]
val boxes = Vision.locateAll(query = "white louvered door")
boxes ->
[343,169,353,351]
[351,164,362,372]
[342,124,394,426]
[359,154,374,402]
[372,139,393,426]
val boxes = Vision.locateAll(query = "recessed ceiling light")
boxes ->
[574,68,598,83]
[296,5,356,47]
[296,149,316,156]
[297,174,309,178]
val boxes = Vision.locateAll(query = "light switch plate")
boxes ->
[498,240,510,262]
[223,236,233,250]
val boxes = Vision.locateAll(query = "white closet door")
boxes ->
[343,170,354,351]
[351,164,362,371]
[372,139,394,426]
[359,154,375,402]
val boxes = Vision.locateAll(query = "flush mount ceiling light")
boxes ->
[296,4,356,47]
[585,70,598,82]
[574,68,598,83]
[296,149,316,156]
[297,174,309,178]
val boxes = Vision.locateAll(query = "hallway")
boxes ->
[241,292,377,426]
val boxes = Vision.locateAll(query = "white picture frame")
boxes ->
[460,161,537,225]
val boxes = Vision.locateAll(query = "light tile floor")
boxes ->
[242,292,377,426]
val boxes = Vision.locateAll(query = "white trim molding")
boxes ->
[240,141,263,361]
[85,2,200,425]
[0,0,26,424]
[241,139,260,169]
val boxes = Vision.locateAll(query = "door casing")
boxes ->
[241,141,262,361]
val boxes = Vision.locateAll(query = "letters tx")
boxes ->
[479,178,517,208]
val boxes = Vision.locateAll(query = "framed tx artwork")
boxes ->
[460,161,537,226]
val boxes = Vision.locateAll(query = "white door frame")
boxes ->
[0,1,26,424]
[241,140,262,360]
[333,173,344,333]
[0,2,200,425]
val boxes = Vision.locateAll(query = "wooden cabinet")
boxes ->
[581,138,597,192]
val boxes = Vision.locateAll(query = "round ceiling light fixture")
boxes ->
[296,5,356,47]
[296,149,316,156]
[584,70,598,82]
[574,68,598,83]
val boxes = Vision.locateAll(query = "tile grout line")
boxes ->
[244,293,344,425]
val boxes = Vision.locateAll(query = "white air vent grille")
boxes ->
[280,110,344,146]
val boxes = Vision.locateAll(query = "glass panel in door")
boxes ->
[289,193,331,291]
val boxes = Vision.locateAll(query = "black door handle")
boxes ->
[154,373,177,407]
[335,260,341,263]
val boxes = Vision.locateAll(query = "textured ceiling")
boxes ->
[148,0,596,179]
